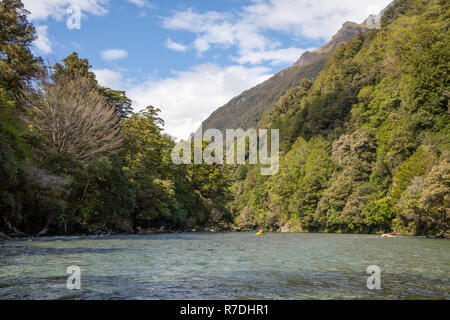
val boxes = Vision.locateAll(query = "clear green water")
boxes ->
[0,233,449,299]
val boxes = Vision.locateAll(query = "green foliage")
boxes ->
[52,52,97,83]
[0,131,26,229]
[80,156,138,231]
[0,0,42,91]
[0,1,234,235]
[258,78,312,130]
[121,106,176,226]
[232,0,449,236]
[121,106,233,228]
[232,136,333,230]
[388,147,436,204]
[1,0,448,237]
[393,152,449,235]
[267,34,369,153]
[99,87,133,120]
[363,198,394,232]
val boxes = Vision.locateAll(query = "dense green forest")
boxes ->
[0,0,448,238]
[231,0,449,236]
[0,0,233,236]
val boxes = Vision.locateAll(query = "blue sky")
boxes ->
[24,0,392,139]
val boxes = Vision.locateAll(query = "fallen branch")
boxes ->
[36,216,53,237]
[5,220,29,237]
[0,232,10,239]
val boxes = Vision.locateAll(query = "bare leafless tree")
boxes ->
[23,73,122,161]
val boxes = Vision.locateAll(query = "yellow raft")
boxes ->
[256,232,264,235]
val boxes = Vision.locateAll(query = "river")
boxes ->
[0,233,448,299]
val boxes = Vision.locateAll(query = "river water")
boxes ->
[0,233,448,299]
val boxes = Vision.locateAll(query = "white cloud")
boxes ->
[92,69,123,89]
[100,49,128,61]
[162,0,392,65]
[241,0,392,39]
[235,47,306,65]
[126,0,153,8]
[163,9,259,54]
[34,25,52,54]
[22,0,109,21]
[165,38,188,52]
[127,64,272,139]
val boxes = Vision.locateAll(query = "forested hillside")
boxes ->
[231,0,449,236]
[0,0,232,237]
[0,0,448,238]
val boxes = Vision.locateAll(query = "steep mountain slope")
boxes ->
[200,21,370,133]
[231,0,449,236]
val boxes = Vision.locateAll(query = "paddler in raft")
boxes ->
[256,229,264,235]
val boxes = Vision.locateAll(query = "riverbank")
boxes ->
[0,225,244,239]
[1,228,448,240]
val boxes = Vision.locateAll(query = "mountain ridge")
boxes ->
[199,19,372,133]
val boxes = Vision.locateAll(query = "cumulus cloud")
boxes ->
[127,64,272,139]
[162,0,392,65]
[165,38,188,52]
[34,25,52,54]
[22,0,109,21]
[92,68,123,89]
[100,49,128,61]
